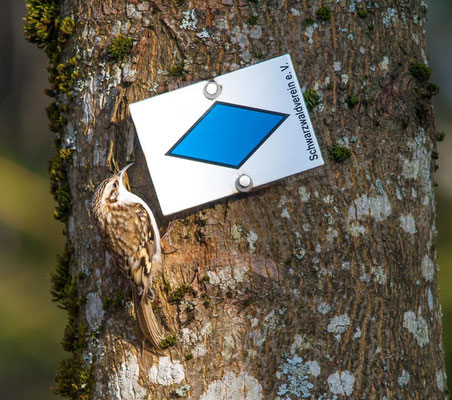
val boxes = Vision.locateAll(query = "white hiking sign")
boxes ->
[130,54,323,215]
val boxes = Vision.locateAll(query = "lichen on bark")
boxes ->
[27,0,447,398]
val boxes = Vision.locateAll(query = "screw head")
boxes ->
[236,174,253,192]
[203,79,222,100]
[205,82,217,95]
[239,175,251,187]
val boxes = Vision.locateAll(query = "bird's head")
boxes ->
[91,163,133,209]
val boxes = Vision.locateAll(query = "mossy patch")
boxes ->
[25,1,80,141]
[24,0,60,45]
[50,242,93,399]
[417,82,440,98]
[102,291,126,311]
[169,284,194,304]
[53,358,93,400]
[60,16,75,36]
[108,35,133,62]
[160,335,177,349]
[46,101,68,134]
[49,148,73,222]
[53,183,72,222]
[163,282,172,293]
[345,94,358,108]
[303,89,320,110]
[316,7,331,21]
[328,143,351,162]
[25,2,93,399]
[409,63,432,82]
[436,131,445,142]
[357,10,369,18]
[50,244,74,306]
[78,268,89,281]
[169,63,184,77]
[305,17,315,26]
[247,15,258,25]
[52,56,80,96]
[61,320,87,354]
[24,1,75,66]
[426,82,439,96]
[24,1,64,59]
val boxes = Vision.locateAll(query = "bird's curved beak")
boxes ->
[118,163,134,178]
[118,163,134,188]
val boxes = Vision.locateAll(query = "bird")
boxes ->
[90,163,164,349]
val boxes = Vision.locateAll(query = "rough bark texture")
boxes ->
[41,0,447,398]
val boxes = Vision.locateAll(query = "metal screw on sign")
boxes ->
[203,79,222,100]
[236,174,253,192]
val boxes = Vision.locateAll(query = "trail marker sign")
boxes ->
[130,54,323,215]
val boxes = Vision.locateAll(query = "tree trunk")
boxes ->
[27,0,447,398]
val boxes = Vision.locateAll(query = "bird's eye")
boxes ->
[113,182,118,189]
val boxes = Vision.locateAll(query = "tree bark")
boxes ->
[34,0,447,398]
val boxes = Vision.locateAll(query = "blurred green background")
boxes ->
[0,2,451,399]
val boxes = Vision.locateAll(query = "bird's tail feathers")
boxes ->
[133,288,164,350]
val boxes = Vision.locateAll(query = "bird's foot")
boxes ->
[161,220,176,241]
[161,220,179,254]
[146,288,155,302]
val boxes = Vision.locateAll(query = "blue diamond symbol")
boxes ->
[166,101,289,168]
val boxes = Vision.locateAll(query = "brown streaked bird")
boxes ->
[90,164,163,349]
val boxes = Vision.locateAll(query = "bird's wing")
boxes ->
[104,203,156,285]
[104,203,152,253]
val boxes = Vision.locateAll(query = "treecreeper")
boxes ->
[90,164,164,349]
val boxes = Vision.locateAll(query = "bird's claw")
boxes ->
[161,220,176,241]
[146,289,155,302]
[161,220,179,254]
[162,247,178,255]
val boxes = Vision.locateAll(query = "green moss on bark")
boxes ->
[409,63,432,82]
[103,291,126,311]
[24,0,74,63]
[50,239,93,399]
[436,131,445,142]
[247,15,258,25]
[417,82,440,98]
[169,63,184,77]
[303,89,320,110]
[316,7,331,21]
[161,335,177,349]
[169,284,194,304]
[328,143,351,162]
[53,359,93,400]
[108,35,133,62]
[357,10,368,18]
[346,94,359,108]
[25,2,93,399]
[49,148,72,222]
[47,101,68,134]
[52,56,81,96]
